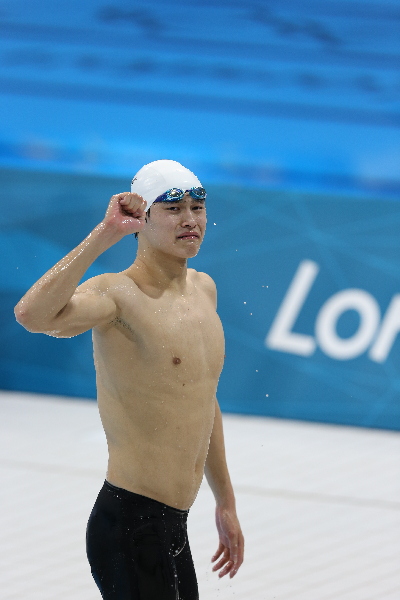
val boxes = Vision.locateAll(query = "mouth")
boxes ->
[177,232,200,240]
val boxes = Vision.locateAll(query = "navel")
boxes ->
[172,357,181,365]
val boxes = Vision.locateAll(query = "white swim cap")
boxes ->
[131,160,202,211]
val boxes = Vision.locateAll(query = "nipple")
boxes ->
[172,357,181,365]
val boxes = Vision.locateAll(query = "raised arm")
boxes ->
[14,192,146,337]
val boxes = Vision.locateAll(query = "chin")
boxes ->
[175,249,200,260]
[185,244,202,258]
[187,249,200,258]
[172,241,202,259]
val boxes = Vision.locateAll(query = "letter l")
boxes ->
[266,260,319,356]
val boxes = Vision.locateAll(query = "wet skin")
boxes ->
[15,195,223,509]
[14,192,244,578]
[93,265,225,510]
[93,194,224,508]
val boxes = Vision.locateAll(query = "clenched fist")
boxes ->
[102,192,147,237]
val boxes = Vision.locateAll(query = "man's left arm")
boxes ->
[204,398,245,578]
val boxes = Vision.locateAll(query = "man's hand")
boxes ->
[211,506,244,578]
[102,192,147,237]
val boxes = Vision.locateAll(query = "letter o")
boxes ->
[315,289,381,360]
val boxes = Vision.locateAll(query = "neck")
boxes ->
[128,245,188,294]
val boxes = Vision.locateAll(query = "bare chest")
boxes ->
[116,290,225,379]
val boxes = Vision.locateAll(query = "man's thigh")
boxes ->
[174,533,199,600]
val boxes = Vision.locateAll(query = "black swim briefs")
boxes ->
[86,480,199,600]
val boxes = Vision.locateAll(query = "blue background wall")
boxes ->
[1,0,399,429]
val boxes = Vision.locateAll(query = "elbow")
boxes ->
[14,305,43,333]
[14,305,69,337]
[14,304,28,326]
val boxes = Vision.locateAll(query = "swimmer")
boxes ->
[14,159,244,599]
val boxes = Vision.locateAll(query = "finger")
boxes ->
[135,199,147,214]
[119,194,139,210]
[229,536,245,577]
[230,543,240,568]
[211,542,224,562]
[116,192,135,205]
[229,559,242,578]
[118,192,143,207]
[120,200,146,219]
[213,548,230,571]
[127,192,145,205]
[130,200,146,216]
[212,558,229,572]
[126,196,144,211]
[218,561,234,578]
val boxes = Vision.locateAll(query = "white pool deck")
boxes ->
[0,390,399,600]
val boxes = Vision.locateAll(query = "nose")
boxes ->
[181,207,197,227]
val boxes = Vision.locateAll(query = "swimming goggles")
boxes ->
[154,187,207,203]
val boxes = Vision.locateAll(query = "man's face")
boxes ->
[141,193,207,258]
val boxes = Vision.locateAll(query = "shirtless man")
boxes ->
[14,160,244,599]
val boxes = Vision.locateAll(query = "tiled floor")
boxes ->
[1,390,399,600]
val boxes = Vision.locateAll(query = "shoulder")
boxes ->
[189,269,217,304]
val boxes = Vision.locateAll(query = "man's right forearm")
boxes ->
[15,222,120,331]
